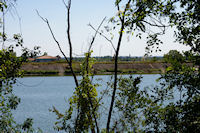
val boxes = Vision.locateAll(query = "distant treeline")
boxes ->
[59,56,164,62]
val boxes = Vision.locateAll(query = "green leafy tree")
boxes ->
[164,50,184,63]
[0,37,37,133]
[160,1,200,132]
[0,1,41,132]
[141,1,200,132]
[158,51,200,132]
[39,0,107,132]
[40,0,199,132]
[105,0,200,132]
[105,0,174,131]
[52,52,100,132]
[112,76,149,132]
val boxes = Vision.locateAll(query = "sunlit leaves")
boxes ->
[0,1,41,132]
[0,48,35,132]
[52,51,100,132]
[115,0,122,6]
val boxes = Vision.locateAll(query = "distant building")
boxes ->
[34,55,60,62]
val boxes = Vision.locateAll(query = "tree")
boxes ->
[164,50,184,63]
[43,52,48,56]
[0,48,35,132]
[100,0,199,132]
[105,0,173,131]
[38,0,106,132]
[139,1,200,132]
[160,1,200,132]
[0,1,41,132]
[38,0,199,132]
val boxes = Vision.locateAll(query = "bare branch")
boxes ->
[36,10,47,22]
[2,10,5,49]
[36,10,70,64]
[56,0,79,87]
[62,0,79,87]
[39,4,78,87]
[142,20,167,28]
[37,8,79,88]
[63,0,71,10]
[88,17,107,52]
[88,23,116,52]
[84,17,107,133]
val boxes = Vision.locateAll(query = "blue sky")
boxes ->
[5,0,189,57]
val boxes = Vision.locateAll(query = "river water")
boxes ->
[13,74,160,132]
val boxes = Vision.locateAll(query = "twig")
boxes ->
[85,17,106,133]
[36,10,79,87]
[36,10,69,64]
[87,17,106,52]
[63,0,79,87]
[88,23,116,52]
[2,10,5,49]
[142,20,167,28]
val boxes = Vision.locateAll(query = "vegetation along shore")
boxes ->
[21,60,166,76]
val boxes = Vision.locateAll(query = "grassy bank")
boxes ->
[21,62,165,76]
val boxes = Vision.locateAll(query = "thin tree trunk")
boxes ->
[65,0,79,87]
[106,1,131,132]
[106,22,125,132]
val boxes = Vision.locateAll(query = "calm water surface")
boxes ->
[13,75,160,132]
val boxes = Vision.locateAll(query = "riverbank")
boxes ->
[21,62,166,76]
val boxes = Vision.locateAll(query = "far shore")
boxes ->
[21,61,166,76]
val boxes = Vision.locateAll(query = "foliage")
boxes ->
[112,76,147,132]
[0,36,41,133]
[163,50,184,63]
[158,51,200,132]
[141,49,200,132]
[0,1,42,132]
[108,0,175,55]
[108,56,199,133]
[104,0,177,131]
[0,48,35,132]
[156,1,200,132]
[103,0,200,132]
[40,0,199,132]
[169,0,200,52]
[52,52,100,132]
[0,41,42,132]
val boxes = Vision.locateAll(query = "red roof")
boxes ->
[36,56,57,59]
